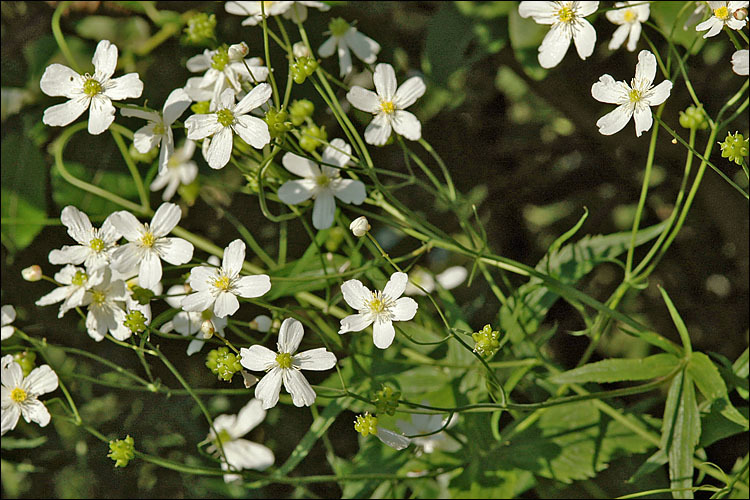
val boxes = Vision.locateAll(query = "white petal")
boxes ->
[572,19,596,60]
[732,49,750,76]
[163,88,192,125]
[596,103,634,136]
[344,29,380,64]
[157,238,194,265]
[133,124,160,153]
[346,86,380,114]
[391,110,421,141]
[394,77,426,110]
[222,239,246,275]
[645,80,672,106]
[233,115,271,149]
[321,138,352,168]
[383,272,408,299]
[341,280,372,310]
[339,313,374,334]
[214,292,240,318]
[312,191,336,230]
[591,74,628,104]
[1,404,20,435]
[254,367,283,409]
[103,73,143,100]
[436,266,468,289]
[282,369,316,407]
[278,318,304,354]
[35,286,71,307]
[92,40,118,81]
[608,23,630,51]
[20,399,51,427]
[188,266,218,292]
[538,23,572,69]
[43,98,89,128]
[150,202,181,237]
[2,357,24,388]
[234,83,272,115]
[240,345,277,371]
[172,312,201,334]
[318,36,337,58]
[518,1,557,22]
[372,319,396,349]
[48,246,89,266]
[1,326,13,341]
[294,348,336,371]
[632,105,653,137]
[234,275,271,298]
[111,243,141,277]
[230,399,267,437]
[373,63,397,100]
[206,126,234,169]
[181,290,216,313]
[40,64,83,98]
[577,1,600,17]
[278,179,316,205]
[337,41,353,78]
[391,297,418,321]
[223,439,275,470]
[23,365,58,395]
[376,428,410,450]
[635,50,657,85]
[626,21,642,52]
[185,113,222,140]
[282,152,320,178]
[332,179,366,205]
[87,96,116,135]
[186,338,206,355]
[364,113,392,146]
[138,251,163,290]
[110,211,144,241]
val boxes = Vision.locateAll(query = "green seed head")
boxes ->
[211,46,230,71]
[720,132,749,165]
[71,270,89,287]
[108,436,135,468]
[354,413,379,437]
[83,77,102,97]
[472,324,502,357]
[184,13,217,45]
[217,108,235,127]
[275,352,293,369]
[123,310,148,335]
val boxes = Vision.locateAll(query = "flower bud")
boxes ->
[201,319,216,339]
[108,435,135,468]
[21,265,42,282]
[293,41,311,59]
[734,8,747,21]
[228,42,249,61]
[349,216,370,237]
[719,132,749,166]
[251,314,272,332]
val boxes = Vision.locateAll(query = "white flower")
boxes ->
[518,1,599,69]
[591,50,672,137]
[149,140,199,201]
[165,282,229,354]
[185,86,272,169]
[349,216,370,237]
[346,63,426,146]
[225,1,329,26]
[396,410,459,454]
[36,265,95,318]
[48,206,121,272]
[319,17,380,77]
[240,318,337,410]
[110,203,195,290]
[1,355,59,435]
[404,266,468,296]
[606,1,649,52]
[1,305,16,341]
[205,398,274,482]
[339,271,418,349]
[185,43,268,108]
[732,49,749,75]
[695,1,748,38]
[278,139,367,230]
[40,39,143,135]
[80,267,130,341]
[182,239,271,319]
[120,88,192,173]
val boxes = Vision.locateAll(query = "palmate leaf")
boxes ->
[549,353,681,385]
[499,221,667,343]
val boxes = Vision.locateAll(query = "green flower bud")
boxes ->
[471,324,501,357]
[678,105,708,130]
[373,385,401,416]
[108,435,135,468]
[264,107,293,139]
[206,347,242,382]
[129,141,159,164]
[299,124,327,152]
[289,99,314,126]
[719,131,749,165]
[13,351,36,377]
[123,310,148,335]
[183,13,217,46]
[354,413,378,437]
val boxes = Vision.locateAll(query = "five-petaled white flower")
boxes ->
[185,86,272,170]
[206,398,275,482]
[185,43,268,108]
[182,239,271,319]
[591,50,672,137]
[48,206,121,272]
[240,318,337,410]
[732,49,749,76]
[36,265,95,319]
[1,305,15,341]
[225,1,329,25]
[40,39,143,135]
[120,88,192,173]
[149,140,199,201]
[278,139,367,230]
[346,63,425,146]
[339,271,418,349]
[695,1,748,38]
[164,283,228,355]
[606,1,650,52]
[110,203,195,290]
[1,355,59,436]
[80,267,130,341]
[319,17,380,77]
[518,1,599,69]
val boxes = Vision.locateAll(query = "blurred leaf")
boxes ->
[51,161,140,215]
[687,352,748,427]
[698,402,749,448]
[424,2,477,86]
[75,16,151,50]
[661,371,701,499]
[0,436,48,450]
[732,348,749,399]
[650,2,707,54]
[550,353,681,384]
[508,8,548,80]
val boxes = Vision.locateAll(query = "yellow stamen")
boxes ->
[90,238,106,252]
[558,6,575,23]
[623,9,636,23]
[275,352,293,369]
[213,275,232,291]
[10,387,27,403]
[140,231,156,248]
[380,100,396,115]
[714,6,730,20]
[91,290,107,305]
[83,77,102,97]
[628,88,643,103]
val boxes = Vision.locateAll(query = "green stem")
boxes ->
[110,125,150,211]
[51,1,82,73]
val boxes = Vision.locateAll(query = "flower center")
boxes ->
[380,100,396,115]
[213,275,232,291]
[329,17,351,37]
[90,237,106,253]
[275,352,293,369]
[153,122,166,136]
[201,309,214,321]
[215,429,233,446]
[83,77,102,97]
[211,46,230,71]
[10,387,27,403]
[91,289,107,305]
[367,291,390,315]
[140,230,156,248]
[315,174,331,187]
[217,108,235,127]
[623,9,637,23]
[714,6,730,20]
[71,270,89,287]
[628,88,643,103]
[557,5,575,23]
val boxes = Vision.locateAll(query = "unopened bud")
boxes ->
[293,41,311,58]
[228,42,249,60]
[734,8,747,21]
[201,319,216,339]
[349,216,370,237]
[252,314,272,332]
[22,265,42,282]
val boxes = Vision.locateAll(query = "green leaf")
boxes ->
[423,2,478,86]
[508,8,548,80]
[732,348,749,399]
[659,286,692,355]
[649,2,706,54]
[51,161,140,215]
[550,353,681,385]
[687,352,748,428]
[499,221,667,344]
[661,371,701,499]
[698,403,749,448]
[0,436,48,450]
[75,16,151,49]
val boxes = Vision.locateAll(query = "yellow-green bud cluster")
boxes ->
[678,105,708,130]
[290,57,318,84]
[13,351,36,377]
[373,385,401,416]
[264,107,293,139]
[108,435,135,468]
[123,310,148,335]
[211,45,230,71]
[183,13,217,45]
[354,413,378,437]
[206,347,242,382]
[129,142,159,163]
[300,124,327,153]
[472,324,501,357]
[719,132,749,165]
[289,99,314,126]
